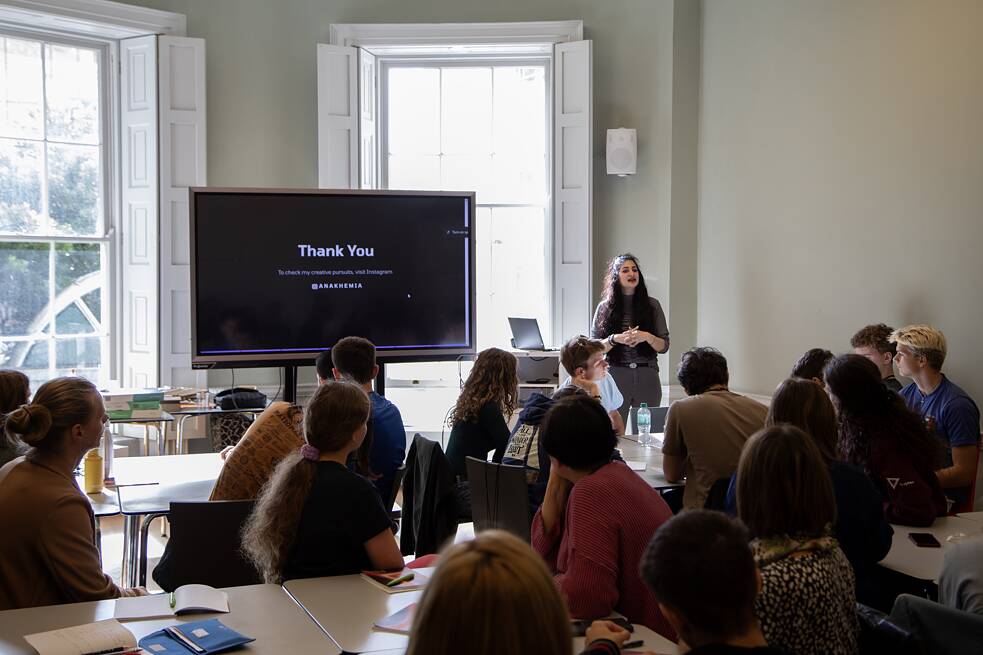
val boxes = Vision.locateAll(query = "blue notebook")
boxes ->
[138,618,254,654]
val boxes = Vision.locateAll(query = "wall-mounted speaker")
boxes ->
[606,128,637,176]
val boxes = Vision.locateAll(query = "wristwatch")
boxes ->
[607,334,616,346]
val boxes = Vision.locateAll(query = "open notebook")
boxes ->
[114,584,229,620]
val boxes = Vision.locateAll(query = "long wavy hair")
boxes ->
[0,369,30,453]
[592,253,656,357]
[824,354,941,473]
[406,530,571,655]
[449,348,517,425]
[242,381,371,583]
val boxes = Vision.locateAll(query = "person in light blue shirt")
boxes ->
[558,336,625,435]
[891,325,980,505]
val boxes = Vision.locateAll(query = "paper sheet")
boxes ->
[24,619,137,655]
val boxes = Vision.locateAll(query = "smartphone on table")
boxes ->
[908,532,942,548]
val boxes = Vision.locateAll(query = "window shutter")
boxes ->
[551,40,593,346]
[317,44,358,189]
[158,35,207,388]
[358,48,377,189]
[119,35,158,388]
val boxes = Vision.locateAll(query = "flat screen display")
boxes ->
[190,188,475,367]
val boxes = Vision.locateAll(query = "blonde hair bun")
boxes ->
[4,403,53,445]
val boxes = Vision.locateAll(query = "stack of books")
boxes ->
[102,388,167,420]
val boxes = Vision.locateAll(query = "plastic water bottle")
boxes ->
[637,402,652,446]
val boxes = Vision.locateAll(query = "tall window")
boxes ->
[0,33,110,388]
[384,61,550,350]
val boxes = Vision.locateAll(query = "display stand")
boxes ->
[284,365,298,404]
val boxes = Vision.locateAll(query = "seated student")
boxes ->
[445,347,517,481]
[0,369,30,466]
[736,425,858,655]
[0,377,146,609]
[825,354,946,526]
[662,347,767,509]
[558,336,626,436]
[851,323,903,392]
[406,529,635,655]
[319,336,407,502]
[532,394,676,640]
[891,325,981,505]
[939,535,983,616]
[241,381,403,583]
[640,510,783,655]
[724,377,892,600]
[790,347,834,384]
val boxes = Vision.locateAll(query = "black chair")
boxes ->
[400,434,459,557]
[465,456,533,542]
[388,465,406,521]
[151,499,261,592]
[703,477,733,512]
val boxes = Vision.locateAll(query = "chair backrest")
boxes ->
[703,477,732,512]
[466,456,533,542]
[154,500,261,591]
[400,434,459,556]
[388,465,406,517]
[650,405,669,433]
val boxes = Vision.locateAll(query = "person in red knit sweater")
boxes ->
[532,394,676,640]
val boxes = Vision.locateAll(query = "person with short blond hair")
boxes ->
[851,323,902,392]
[892,325,980,503]
[558,336,626,436]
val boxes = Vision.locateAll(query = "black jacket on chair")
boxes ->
[399,434,458,556]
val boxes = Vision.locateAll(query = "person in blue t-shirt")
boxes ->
[558,336,626,435]
[891,325,981,504]
[316,338,407,504]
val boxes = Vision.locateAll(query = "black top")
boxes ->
[445,401,510,480]
[282,461,393,581]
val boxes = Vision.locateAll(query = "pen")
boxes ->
[386,572,416,587]
[168,592,176,608]
[623,639,644,649]
[81,648,126,655]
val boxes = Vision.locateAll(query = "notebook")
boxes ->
[361,569,429,593]
[24,619,140,655]
[114,584,229,619]
[372,603,417,635]
[137,619,253,655]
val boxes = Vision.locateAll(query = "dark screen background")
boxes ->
[193,192,472,359]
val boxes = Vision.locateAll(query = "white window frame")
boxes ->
[0,25,117,382]
[0,0,187,386]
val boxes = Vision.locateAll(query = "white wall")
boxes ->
[699,0,983,406]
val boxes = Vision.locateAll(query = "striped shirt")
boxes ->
[532,461,676,640]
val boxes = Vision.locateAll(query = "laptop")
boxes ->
[507,317,558,351]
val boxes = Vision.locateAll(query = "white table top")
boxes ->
[879,516,983,582]
[284,568,677,654]
[0,584,339,655]
[957,511,983,523]
[114,453,223,515]
[617,435,682,490]
[75,474,120,517]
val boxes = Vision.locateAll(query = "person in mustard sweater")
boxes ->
[0,376,146,609]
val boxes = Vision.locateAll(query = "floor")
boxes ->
[99,514,168,593]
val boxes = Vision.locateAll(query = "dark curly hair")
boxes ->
[592,253,657,358]
[824,354,941,473]
[676,347,729,396]
[850,324,896,356]
[790,348,834,381]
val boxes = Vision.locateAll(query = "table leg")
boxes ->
[139,513,166,587]
[177,414,193,455]
[122,514,141,588]
[95,517,103,564]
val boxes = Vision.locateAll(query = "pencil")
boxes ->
[385,572,415,587]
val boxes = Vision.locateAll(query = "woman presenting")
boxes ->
[591,253,669,431]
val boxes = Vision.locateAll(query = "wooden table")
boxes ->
[0,584,338,655]
[879,516,983,583]
[284,568,677,654]
[115,453,223,587]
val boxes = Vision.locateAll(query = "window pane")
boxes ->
[387,68,439,155]
[48,143,101,235]
[23,341,48,368]
[45,43,100,145]
[0,241,49,336]
[441,68,491,155]
[479,206,550,350]
[388,154,440,190]
[0,138,43,233]
[489,153,547,205]
[0,37,43,139]
[441,154,492,200]
[56,335,100,368]
[56,303,94,334]
[493,67,546,155]
[82,288,101,323]
[55,242,101,294]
